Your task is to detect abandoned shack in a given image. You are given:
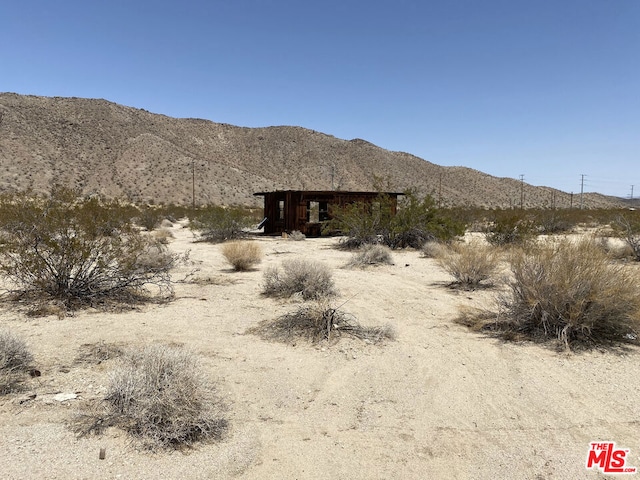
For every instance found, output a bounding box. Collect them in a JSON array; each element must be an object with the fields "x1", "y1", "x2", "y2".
[{"x1": 254, "y1": 190, "x2": 403, "y2": 236}]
